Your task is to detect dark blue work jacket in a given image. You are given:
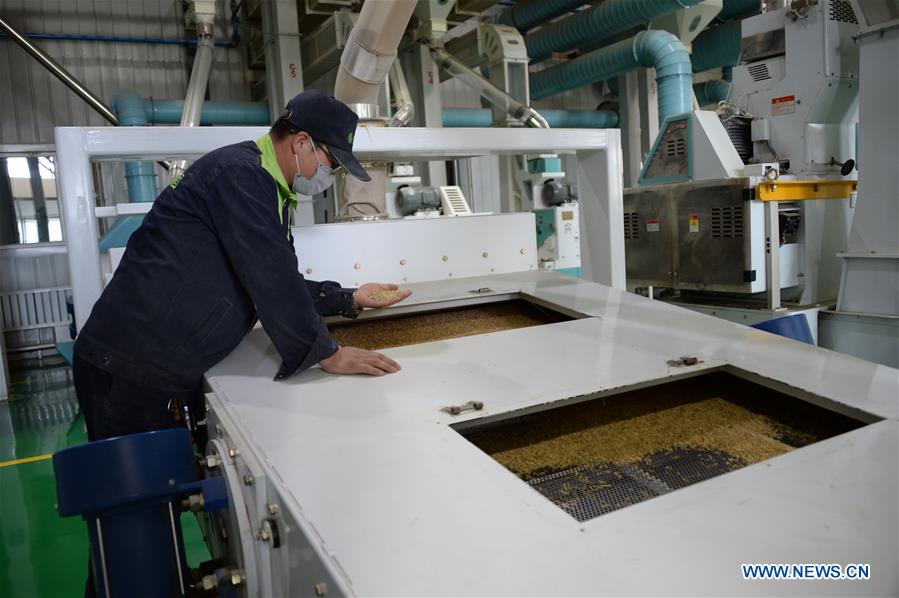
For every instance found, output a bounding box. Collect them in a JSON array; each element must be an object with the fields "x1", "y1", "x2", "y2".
[{"x1": 74, "y1": 138, "x2": 354, "y2": 392}]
